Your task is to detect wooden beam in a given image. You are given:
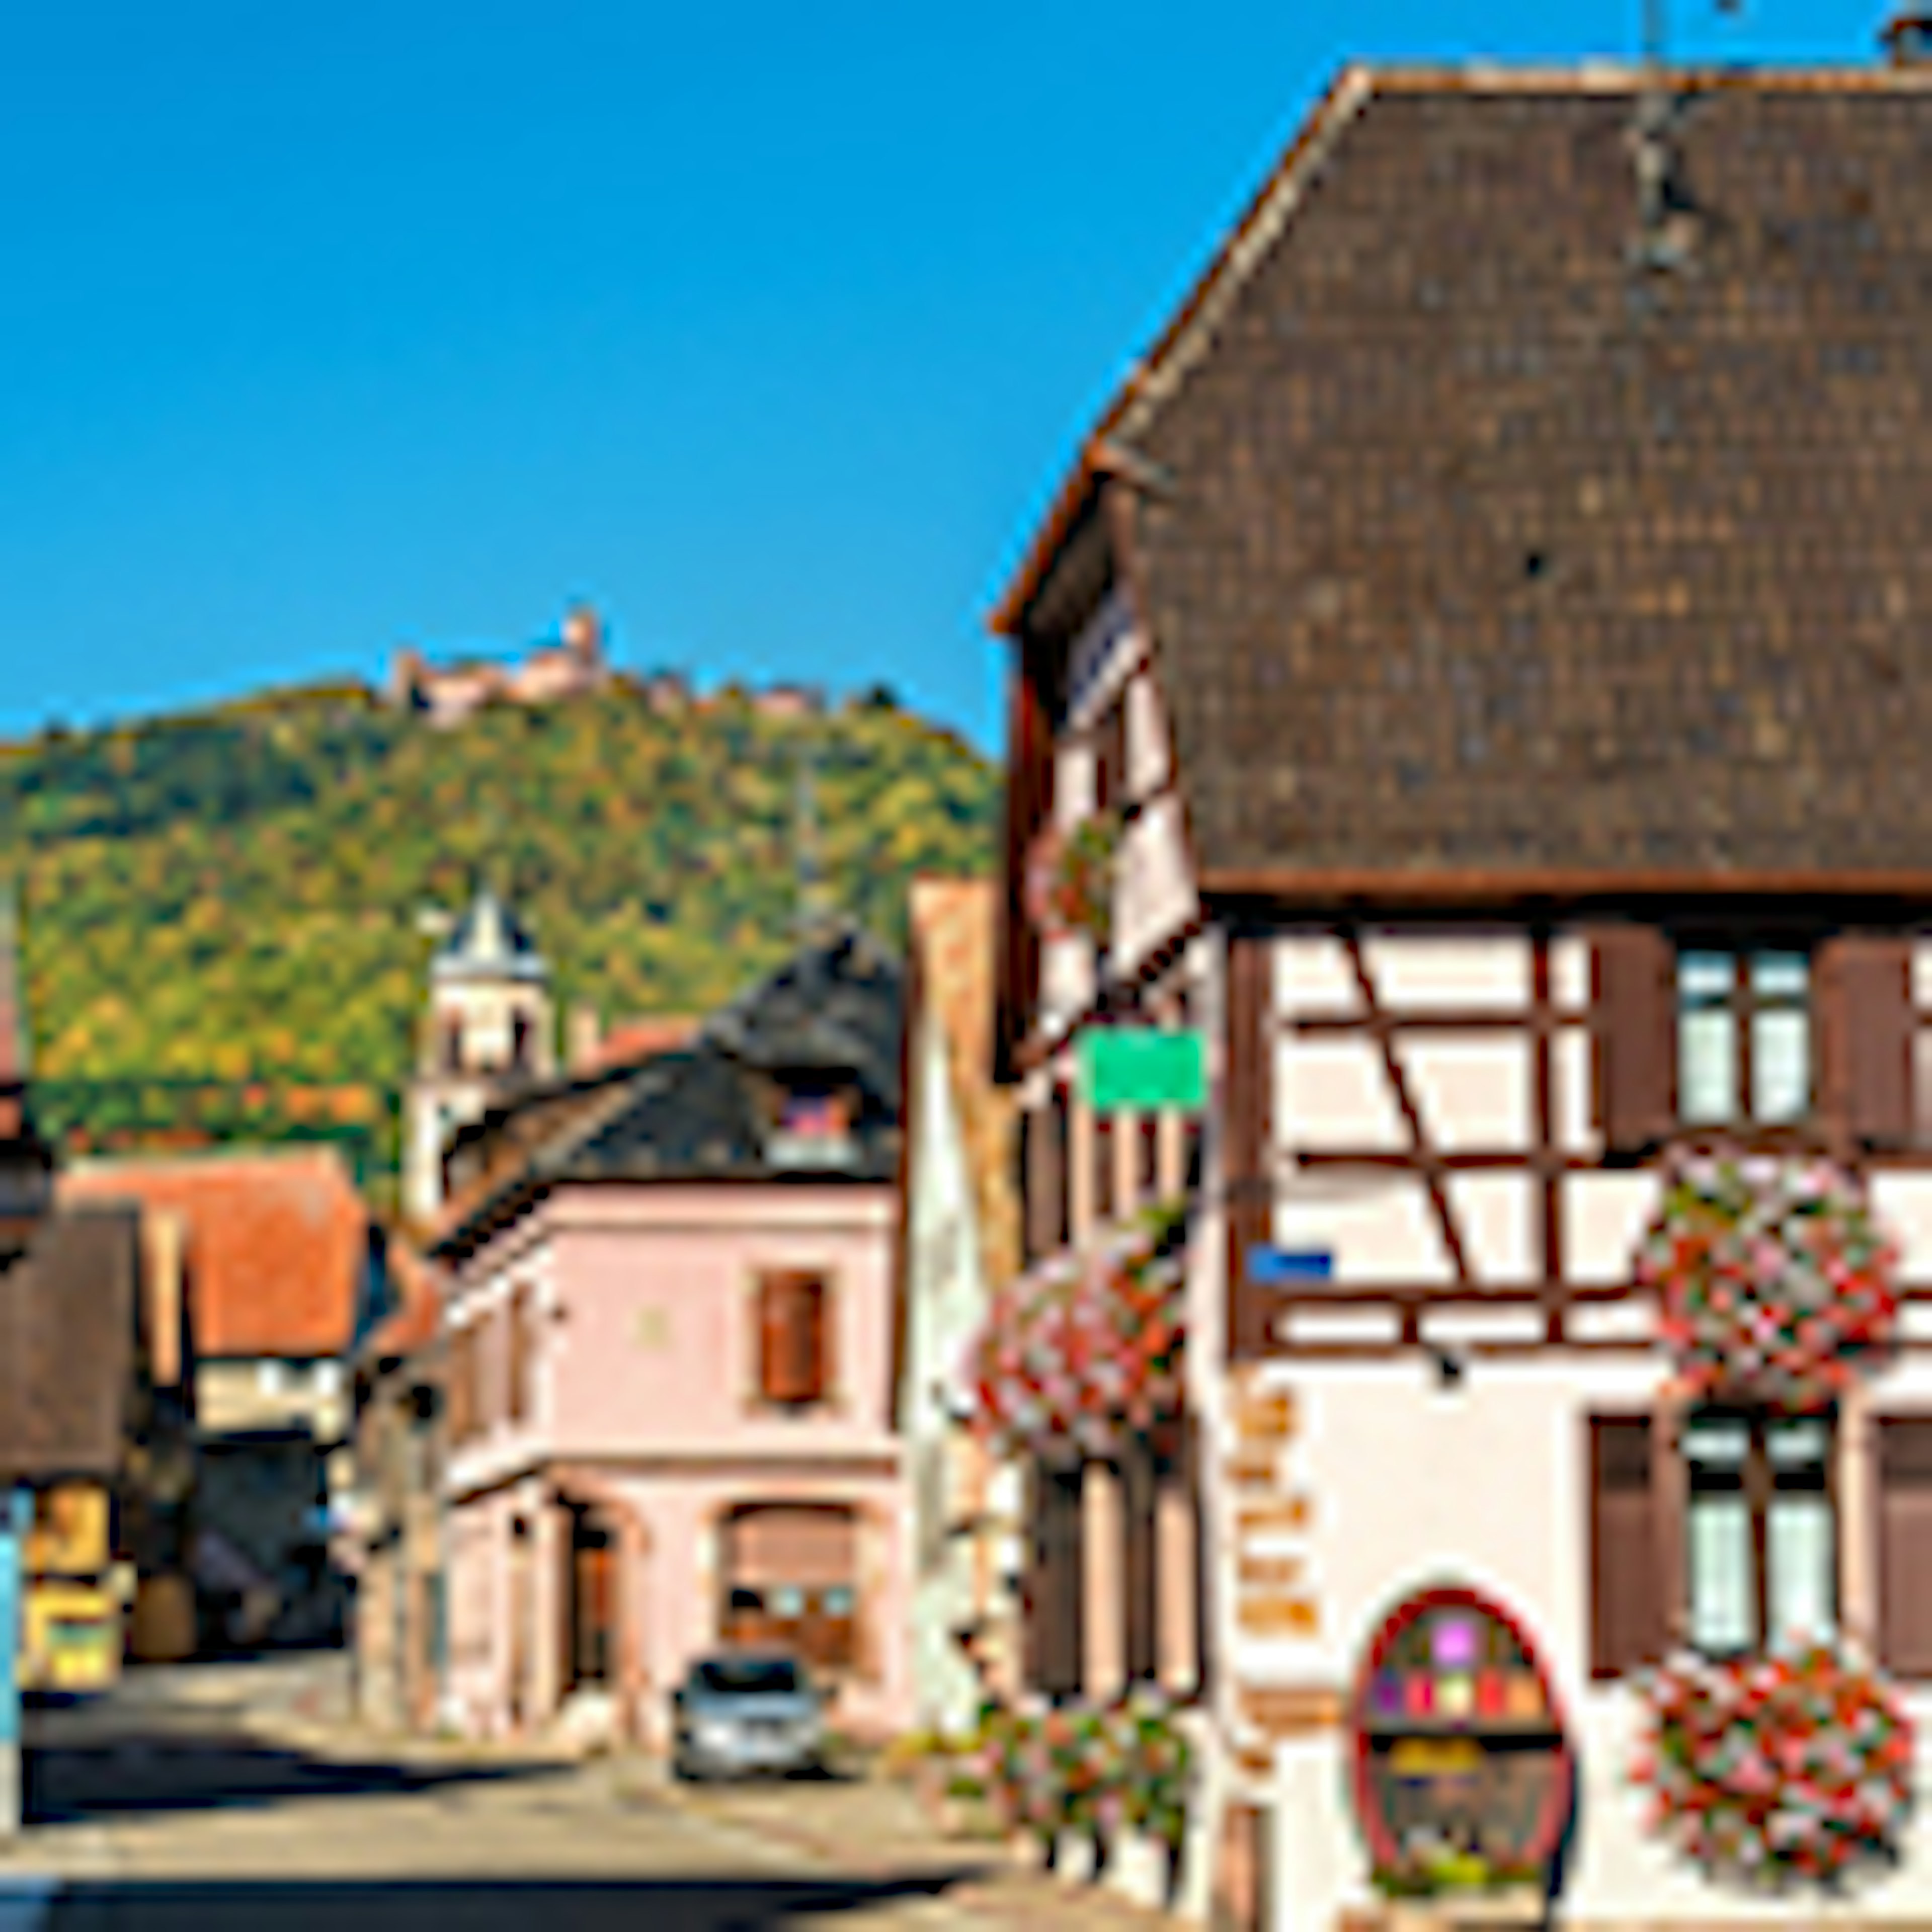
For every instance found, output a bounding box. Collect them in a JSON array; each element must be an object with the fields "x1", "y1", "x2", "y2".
[{"x1": 1343, "y1": 929, "x2": 1474, "y2": 1286}]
